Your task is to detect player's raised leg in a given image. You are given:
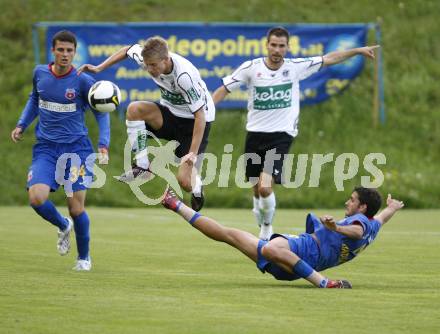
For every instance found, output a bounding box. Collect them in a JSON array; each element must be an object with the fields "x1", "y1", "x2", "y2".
[
  {"x1": 162, "y1": 188, "x2": 259, "y2": 262},
  {"x1": 29, "y1": 183, "x2": 72, "y2": 255},
  {"x1": 118, "y1": 101, "x2": 163, "y2": 182},
  {"x1": 67, "y1": 190, "x2": 91, "y2": 271}
]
